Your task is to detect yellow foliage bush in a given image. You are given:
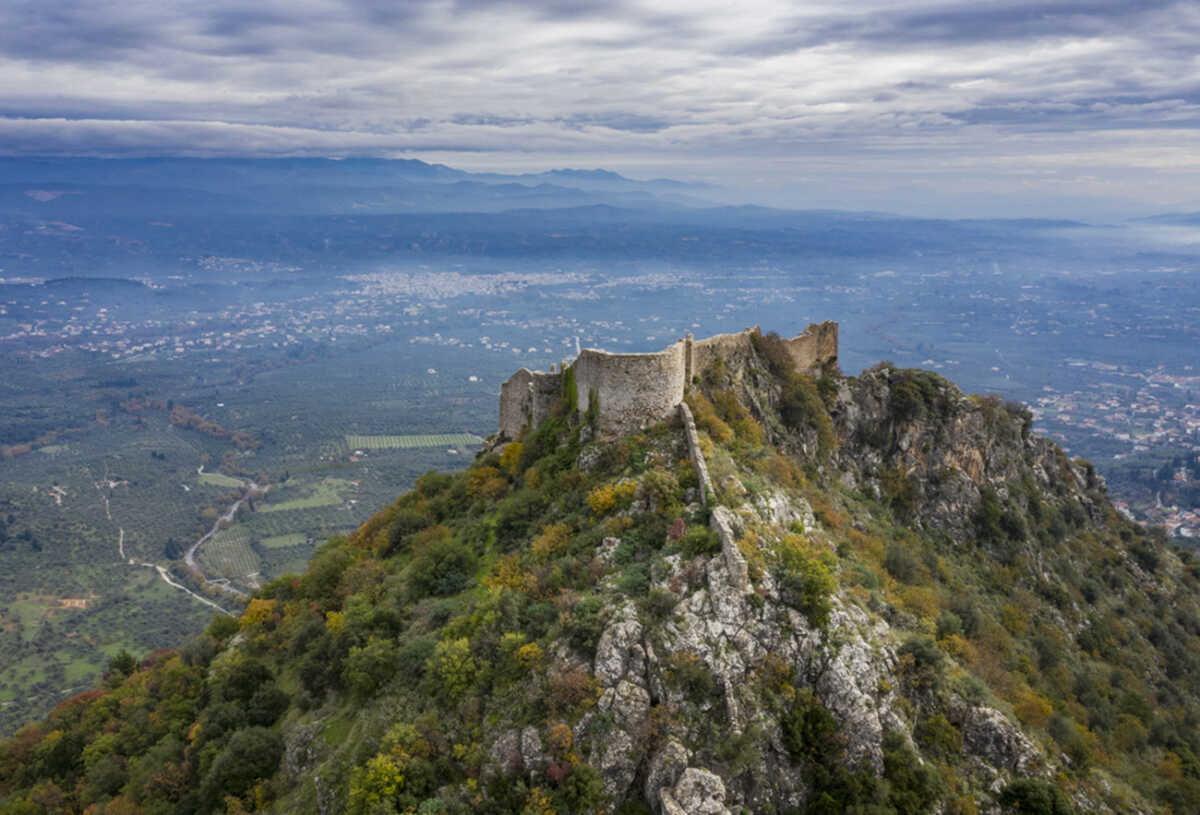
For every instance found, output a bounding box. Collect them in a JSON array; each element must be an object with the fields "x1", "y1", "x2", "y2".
[
  {"x1": 239, "y1": 598, "x2": 278, "y2": 630},
  {"x1": 604, "y1": 515, "x2": 634, "y2": 535},
  {"x1": 939, "y1": 633, "x2": 977, "y2": 664},
  {"x1": 516, "y1": 642, "x2": 544, "y2": 670},
  {"x1": 483, "y1": 553, "x2": 537, "y2": 595},
  {"x1": 760, "y1": 451, "x2": 806, "y2": 490},
  {"x1": 1012, "y1": 687, "x2": 1053, "y2": 729},
  {"x1": 1000, "y1": 603, "x2": 1028, "y2": 636},
  {"x1": 325, "y1": 610, "x2": 345, "y2": 636},
  {"x1": 524, "y1": 787, "x2": 556, "y2": 815},
  {"x1": 897, "y1": 584, "x2": 941, "y2": 622},
  {"x1": 546, "y1": 721, "x2": 574, "y2": 756},
  {"x1": 710, "y1": 389, "x2": 764, "y2": 445},
  {"x1": 846, "y1": 528, "x2": 885, "y2": 564},
  {"x1": 531, "y1": 523, "x2": 571, "y2": 560},
  {"x1": 500, "y1": 442, "x2": 523, "y2": 477},
  {"x1": 687, "y1": 392, "x2": 734, "y2": 445},
  {"x1": 587, "y1": 480, "x2": 637, "y2": 516},
  {"x1": 524, "y1": 466, "x2": 543, "y2": 490},
  {"x1": 467, "y1": 465, "x2": 508, "y2": 499},
  {"x1": 737, "y1": 529, "x2": 766, "y2": 577}
]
